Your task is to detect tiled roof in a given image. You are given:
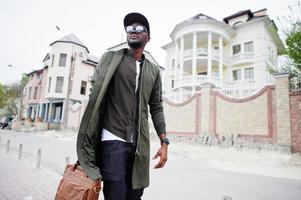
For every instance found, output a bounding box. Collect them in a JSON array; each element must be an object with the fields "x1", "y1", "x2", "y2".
[{"x1": 50, "y1": 33, "x2": 89, "y2": 53}]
